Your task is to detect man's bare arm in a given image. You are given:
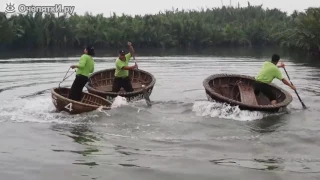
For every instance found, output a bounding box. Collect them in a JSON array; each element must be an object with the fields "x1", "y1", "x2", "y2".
[{"x1": 128, "y1": 42, "x2": 135, "y2": 58}]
